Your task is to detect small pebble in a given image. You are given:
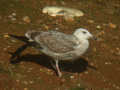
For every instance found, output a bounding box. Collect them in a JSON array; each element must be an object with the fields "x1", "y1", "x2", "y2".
[
  {"x1": 29, "y1": 81, "x2": 34, "y2": 84},
  {"x1": 113, "y1": 84, "x2": 117, "y2": 87},
  {"x1": 11, "y1": 88, "x2": 15, "y2": 90},
  {"x1": 77, "y1": 83, "x2": 81, "y2": 87},
  {"x1": 23, "y1": 16, "x2": 31, "y2": 23},
  {"x1": 3, "y1": 47, "x2": 8, "y2": 51},
  {"x1": 99, "y1": 31, "x2": 105, "y2": 35},
  {"x1": 40, "y1": 68, "x2": 44, "y2": 72},
  {"x1": 87, "y1": 19, "x2": 94, "y2": 23},
  {"x1": 12, "y1": 12, "x2": 16, "y2": 16},
  {"x1": 27, "y1": 68, "x2": 33, "y2": 72},
  {"x1": 46, "y1": 71, "x2": 53, "y2": 75},
  {"x1": 109, "y1": 23, "x2": 117, "y2": 29},
  {"x1": 115, "y1": 48, "x2": 120, "y2": 55},
  {"x1": 3, "y1": 34, "x2": 9, "y2": 38},
  {"x1": 8, "y1": 15, "x2": 13, "y2": 18},
  {"x1": 79, "y1": 73, "x2": 83, "y2": 76},
  {"x1": 43, "y1": 25, "x2": 49, "y2": 30},
  {"x1": 47, "y1": 69, "x2": 54, "y2": 75},
  {"x1": 11, "y1": 17, "x2": 16, "y2": 21},
  {"x1": 105, "y1": 62, "x2": 112, "y2": 65},
  {"x1": 116, "y1": 51, "x2": 120, "y2": 56},
  {"x1": 29, "y1": 68, "x2": 33, "y2": 71},
  {"x1": 116, "y1": 48, "x2": 120, "y2": 51},
  {"x1": 23, "y1": 81, "x2": 28, "y2": 85},
  {"x1": 103, "y1": 79, "x2": 106, "y2": 82},
  {"x1": 96, "y1": 25, "x2": 101, "y2": 29},
  {"x1": 24, "y1": 88, "x2": 28, "y2": 90},
  {"x1": 70, "y1": 75, "x2": 75, "y2": 79},
  {"x1": 61, "y1": 78, "x2": 66, "y2": 82},
  {"x1": 84, "y1": 71, "x2": 88, "y2": 74},
  {"x1": 102, "y1": 23, "x2": 107, "y2": 26},
  {"x1": 10, "y1": 39, "x2": 17, "y2": 43},
  {"x1": 16, "y1": 79, "x2": 20, "y2": 83},
  {"x1": 90, "y1": 62, "x2": 95, "y2": 66},
  {"x1": 55, "y1": 27, "x2": 59, "y2": 31},
  {"x1": 116, "y1": 86, "x2": 120, "y2": 89}
]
